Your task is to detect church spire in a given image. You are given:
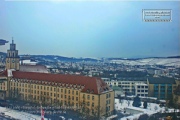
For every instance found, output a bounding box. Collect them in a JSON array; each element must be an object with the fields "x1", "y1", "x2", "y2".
[
  {"x1": 6, "y1": 37, "x2": 20, "y2": 70},
  {"x1": 12, "y1": 37, "x2": 14, "y2": 44}
]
